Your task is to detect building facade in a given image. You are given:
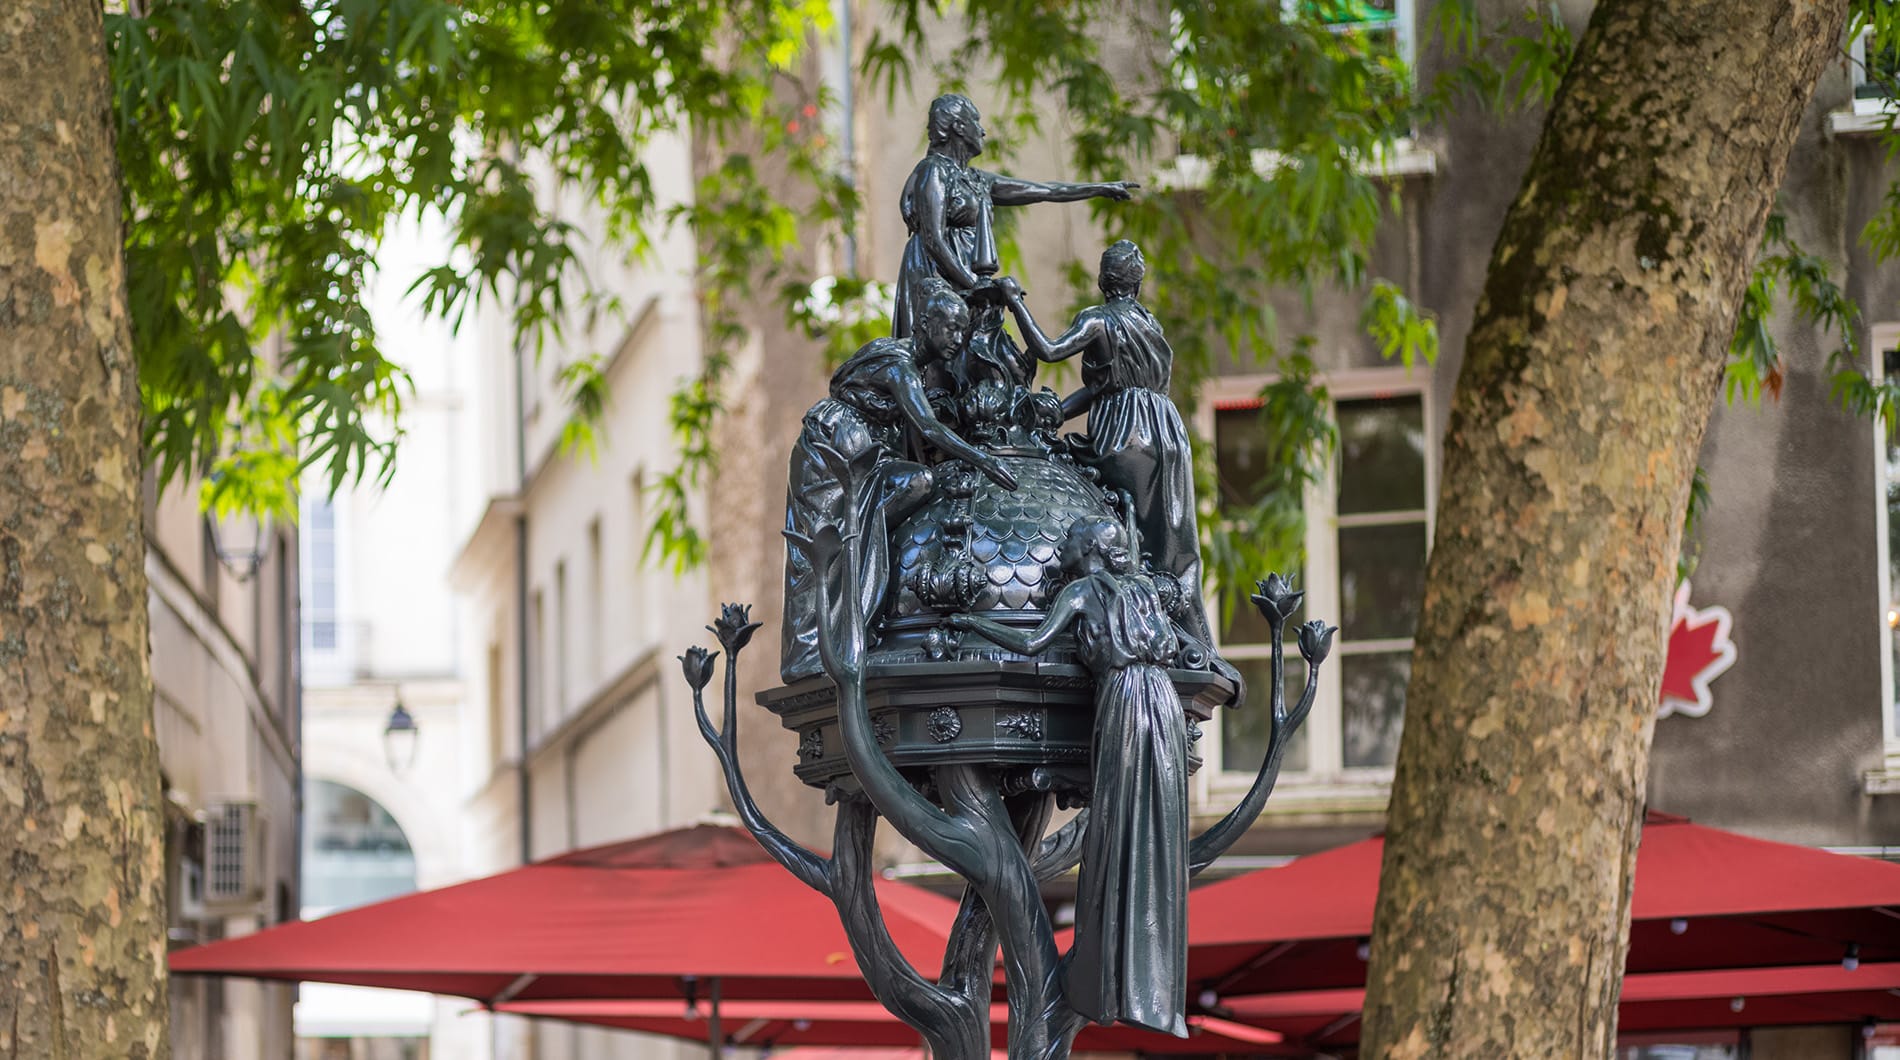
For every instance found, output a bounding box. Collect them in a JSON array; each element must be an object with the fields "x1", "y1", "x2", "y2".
[{"x1": 150, "y1": 479, "x2": 301, "y2": 1057}]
